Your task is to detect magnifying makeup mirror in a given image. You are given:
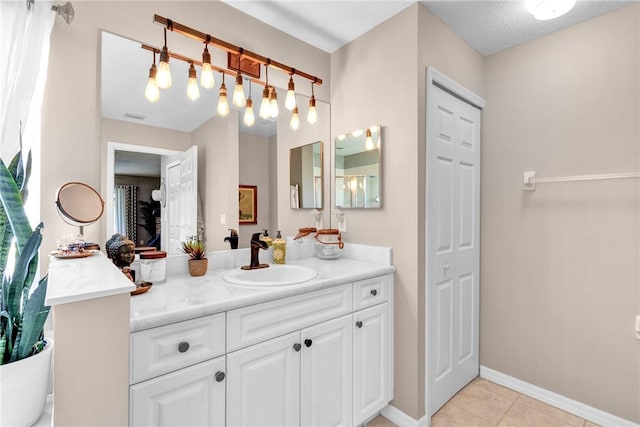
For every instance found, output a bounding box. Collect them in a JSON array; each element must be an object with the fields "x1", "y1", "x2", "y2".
[{"x1": 55, "y1": 182, "x2": 105, "y2": 235}]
